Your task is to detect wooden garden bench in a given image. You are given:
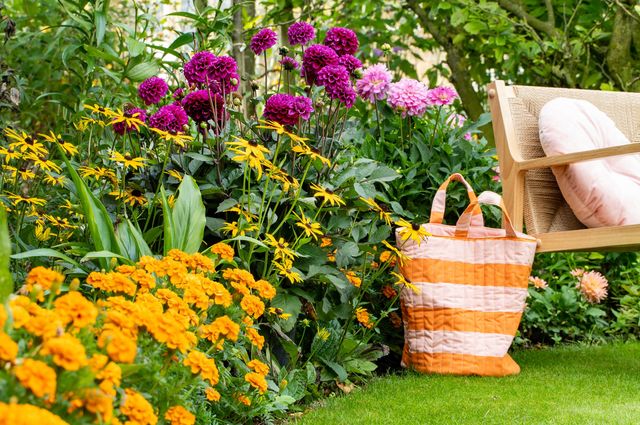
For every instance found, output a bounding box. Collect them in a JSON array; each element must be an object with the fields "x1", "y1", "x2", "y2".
[{"x1": 487, "y1": 80, "x2": 640, "y2": 252}]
